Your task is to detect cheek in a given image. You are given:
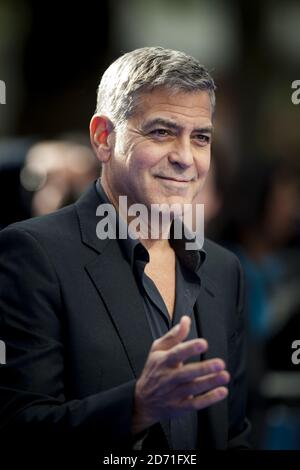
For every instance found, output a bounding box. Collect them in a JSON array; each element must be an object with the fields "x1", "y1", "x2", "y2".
[
  {"x1": 196, "y1": 150, "x2": 211, "y2": 176},
  {"x1": 128, "y1": 142, "x2": 164, "y2": 171}
]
